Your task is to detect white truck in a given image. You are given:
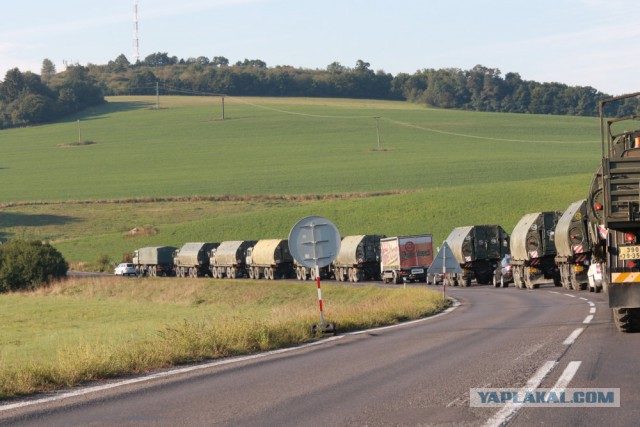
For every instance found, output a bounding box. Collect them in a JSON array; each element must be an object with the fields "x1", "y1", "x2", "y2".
[{"x1": 380, "y1": 234, "x2": 434, "y2": 284}]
